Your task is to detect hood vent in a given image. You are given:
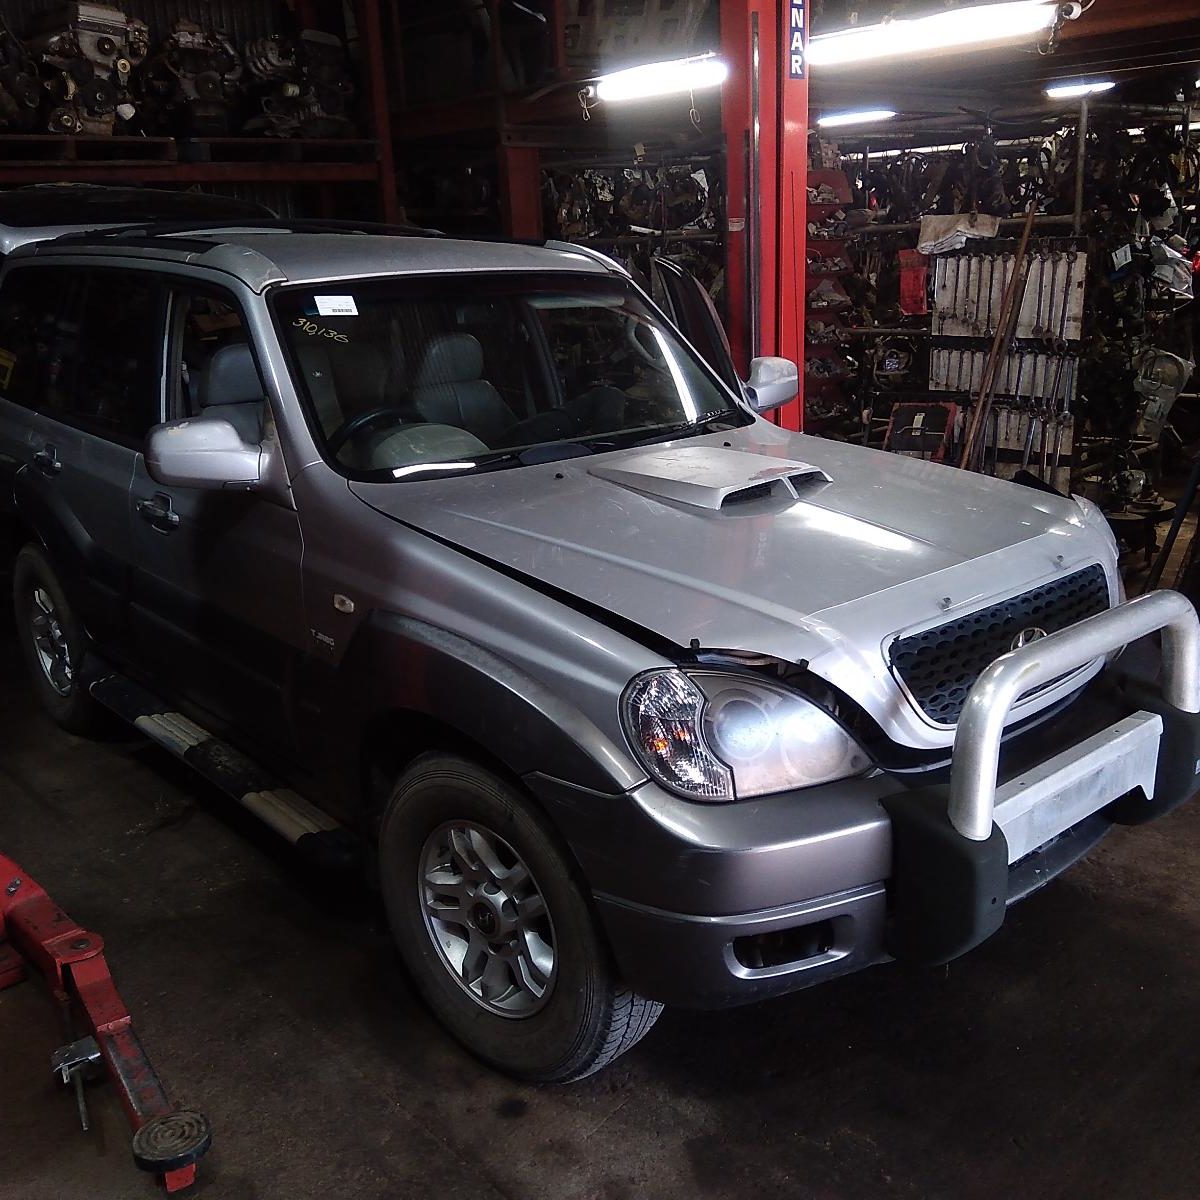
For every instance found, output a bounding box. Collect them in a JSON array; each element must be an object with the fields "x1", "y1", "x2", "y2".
[
  {"x1": 589, "y1": 446, "x2": 831, "y2": 512},
  {"x1": 722, "y1": 481, "x2": 775, "y2": 505}
]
